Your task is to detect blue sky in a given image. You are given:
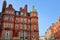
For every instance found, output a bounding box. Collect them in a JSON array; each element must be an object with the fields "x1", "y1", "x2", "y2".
[{"x1": 0, "y1": 0, "x2": 60, "y2": 36}]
